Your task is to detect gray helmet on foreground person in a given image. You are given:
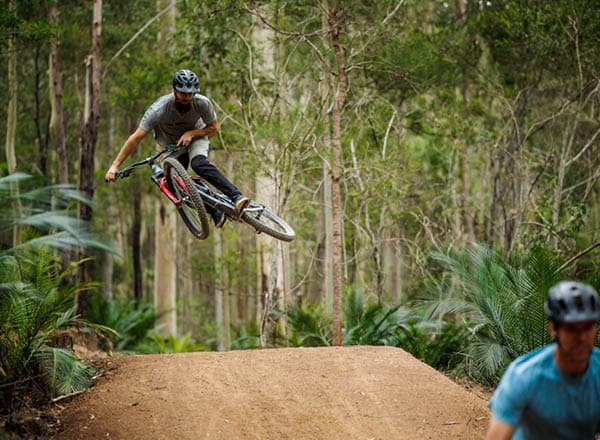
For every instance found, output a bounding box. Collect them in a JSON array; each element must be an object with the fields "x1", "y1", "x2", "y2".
[
  {"x1": 544, "y1": 281, "x2": 600, "y2": 324},
  {"x1": 172, "y1": 69, "x2": 200, "y2": 94}
]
